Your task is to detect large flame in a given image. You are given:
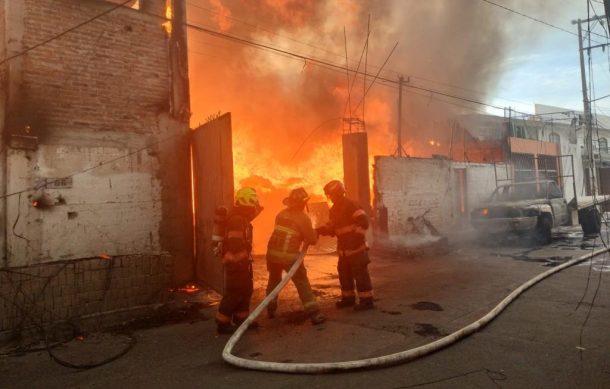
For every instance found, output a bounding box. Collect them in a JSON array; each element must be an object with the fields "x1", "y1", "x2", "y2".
[{"x1": 186, "y1": 0, "x2": 529, "y2": 251}]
